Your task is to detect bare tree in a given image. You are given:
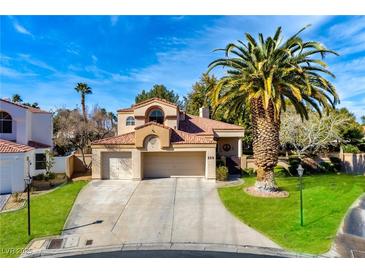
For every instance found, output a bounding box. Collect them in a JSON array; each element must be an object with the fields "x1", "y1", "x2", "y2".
[
  {"x1": 280, "y1": 109, "x2": 351, "y2": 158},
  {"x1": 53, "y1": 107, "x2": 116, "y2": 170}
]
